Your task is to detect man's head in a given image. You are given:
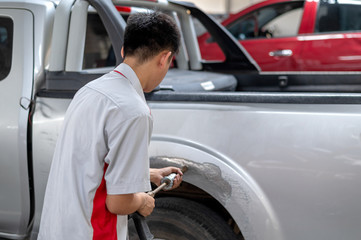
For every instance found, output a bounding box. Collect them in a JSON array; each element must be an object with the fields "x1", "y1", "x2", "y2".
[
  {"x1": 123, "y1": 11, "x2": 181, "y2": 64},
  {"x1": 122, "y1": 11, "x2": 181, "y2": 92}
]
